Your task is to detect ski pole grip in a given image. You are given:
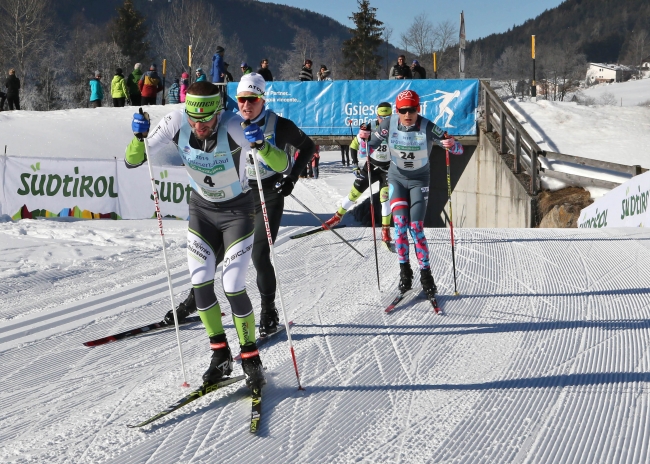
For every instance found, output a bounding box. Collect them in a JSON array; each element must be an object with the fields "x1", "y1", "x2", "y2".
[{"x1": 240, "y1": 119, "x2": 257, "y2": 149}]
